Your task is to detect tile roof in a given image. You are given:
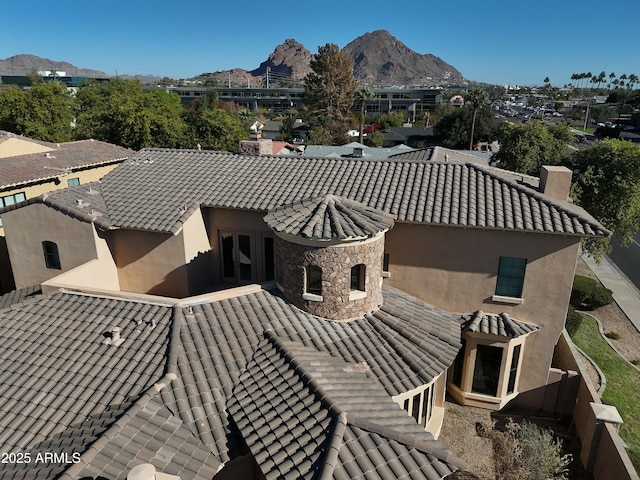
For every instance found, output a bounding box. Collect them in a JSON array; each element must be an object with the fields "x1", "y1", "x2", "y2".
[
  {"x1": 461, "y1": 310, "x2": 540, "y2": 338},
  {"x1": 0, "y1": 284, "x2": 41, "y2": 309},
  {"x1": 0, "y1": 139, "x2": 132, "y2": 189},
  {"x1": 0, "y1": 291, "x2": 173, "y2": 480},
  {"x1": 66, "y1": 387, "x2": 223, "y2": 480},
  {"x1": 264, "y1": 194, "x2": 395, "y2": 241},
  {"x1": 0, "y1": 284, "x2": 461, "y2": 479},
  {"x1": 16, "y1": 148, "x2": 608, "y2": 238},
  {"x1": 228, "y1": 331, "x2": 462, "y2": 480}
]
